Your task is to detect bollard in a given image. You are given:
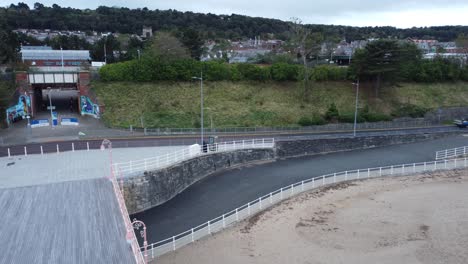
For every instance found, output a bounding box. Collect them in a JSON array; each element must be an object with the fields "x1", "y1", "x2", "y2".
[
  {"x1": 72, "y1": 143, "x2": 75, "y2": 152},
  {"x1": 8, "y1": 148, "x2": 10, "y2": 158},
  {"x1": 24, "y1": 146, "x2": 27, "y2": 156},
  {"x1": 191, "y1": 229, "x2": 194, "y2": 242},
  {"x1": 87, "y1": 142, "x2": 90, "y2": 151},
  {"x1": 40, "y1": 146, "x2": 43, "y2": 155},
  {"x1": 57, "y1": 144, "x2": 59, "y2": 154}
]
